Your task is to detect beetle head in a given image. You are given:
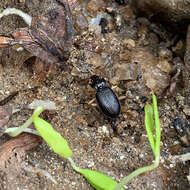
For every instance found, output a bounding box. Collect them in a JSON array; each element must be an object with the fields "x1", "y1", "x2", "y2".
[{"x1": 91, "y1": 75, "x2": 106, "y2": 90}]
